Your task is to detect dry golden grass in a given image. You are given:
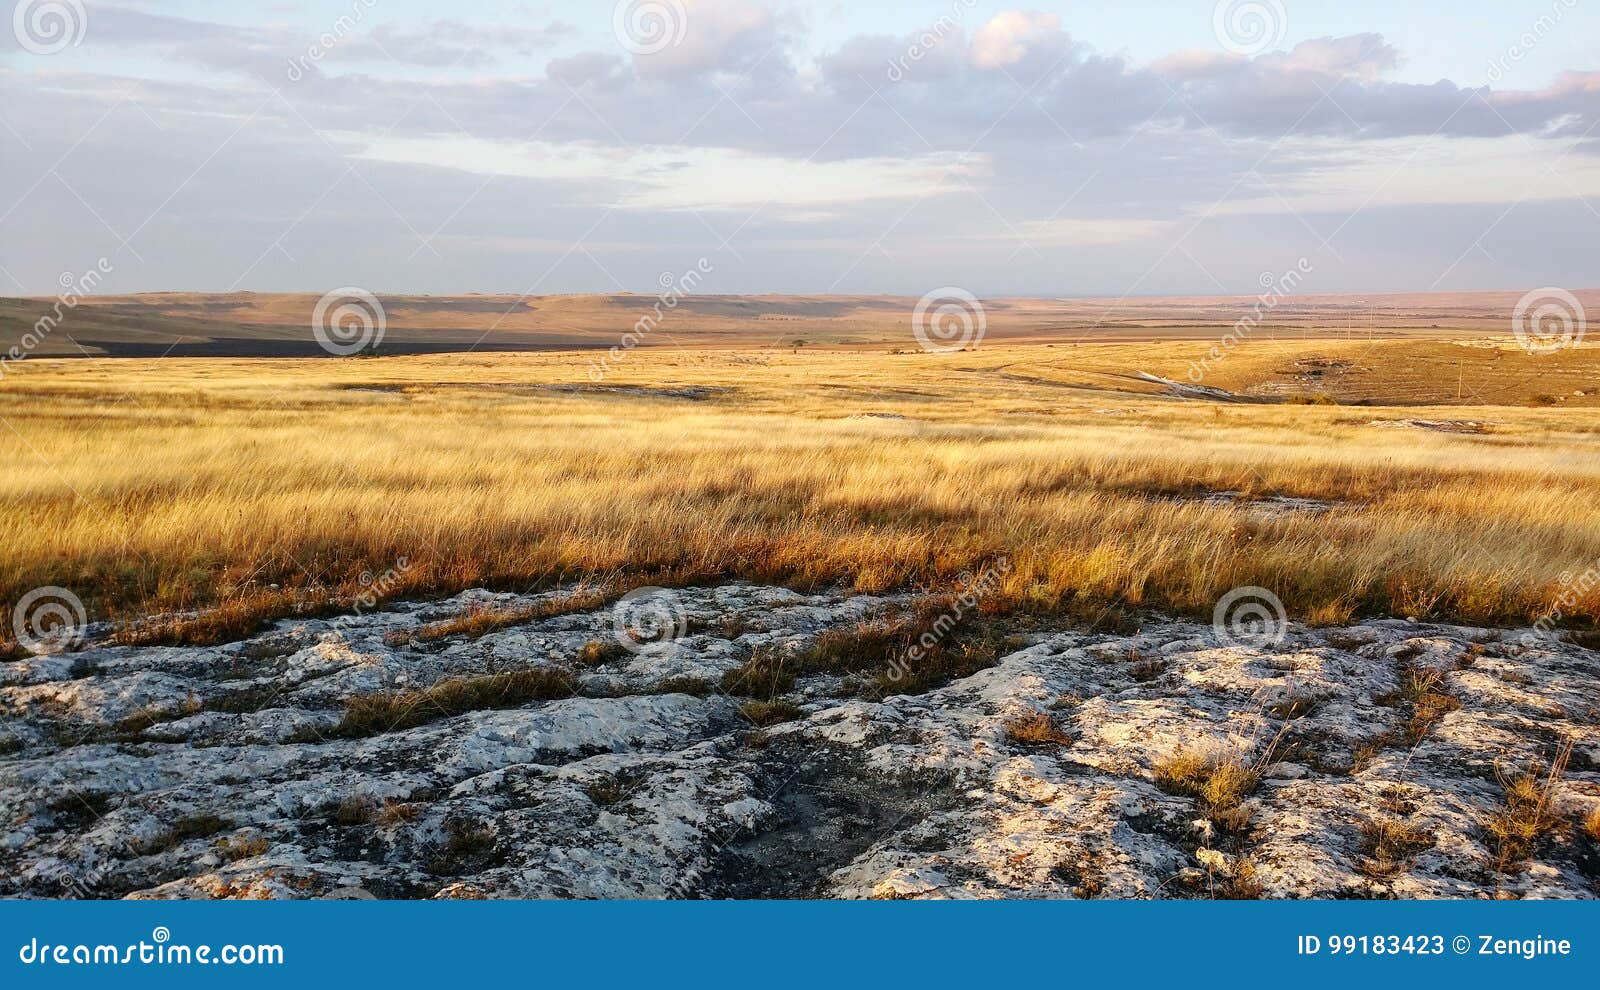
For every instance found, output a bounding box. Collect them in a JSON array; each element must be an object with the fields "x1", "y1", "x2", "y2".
[
  {"x1": 1584, "y1": 807, "x2": 1600, "y2": 843},
  {"x1": 334, "y1": 667, "x2": 578, "y2": 738},
  {"x1": 403, "y1": 585, "x2": 611, "y2": 644},
  {"x1": 1153, "y1": 746, "x2": 1267, "y2": 840},
  {"x1": 1377, "y1": 663, "x2": 1464, "y2": 746},
  {"x1": 1484, "y1": 740, "x2": 1573, "y2": 873},
  {"x1": 1001, "y1": 711, "x2": 1074, "y2": 746},
  {"x1": 737, "y1": 699, "x2": 804, "y2": 727},
  {"x1": 1357, "y1": 818, "x2": 1437, "y2": 878},
  {"x1": 2, "y1": 339, "x2": 1600, "y2": 637}
]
